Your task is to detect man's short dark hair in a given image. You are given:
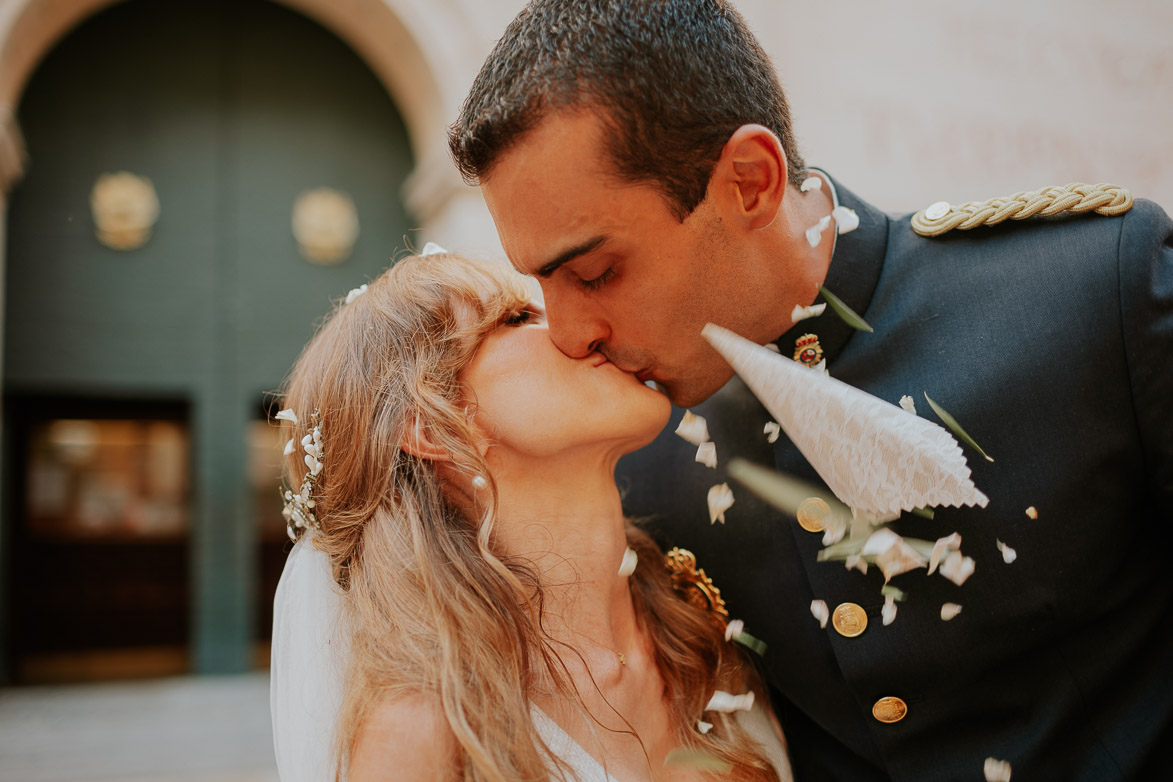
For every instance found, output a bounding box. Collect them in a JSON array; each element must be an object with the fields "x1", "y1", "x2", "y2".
[{"x1": 448, "y1": 0, "x2": 806, "y2": 221}]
